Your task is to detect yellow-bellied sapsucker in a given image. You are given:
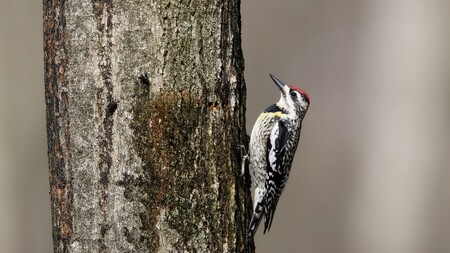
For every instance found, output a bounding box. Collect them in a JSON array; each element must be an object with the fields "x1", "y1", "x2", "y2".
[{"x1": 248, "y1": 74, "x2": 310, "y2": 238}]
